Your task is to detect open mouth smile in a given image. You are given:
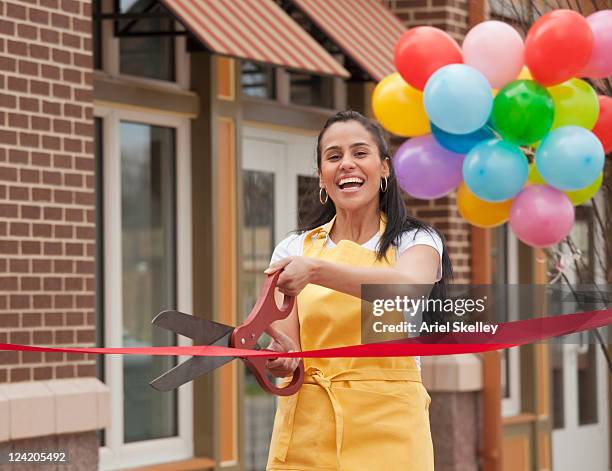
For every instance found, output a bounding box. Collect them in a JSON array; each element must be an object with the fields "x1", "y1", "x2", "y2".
[{"x1": 337, "y1": 176, "x2": 365, "y2": 192}]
